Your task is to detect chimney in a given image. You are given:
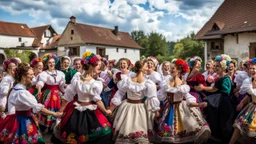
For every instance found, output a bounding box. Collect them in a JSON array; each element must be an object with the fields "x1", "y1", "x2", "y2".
[
  {"x1": 70, "y1": 16, "x2": 76, "y2": 24},
  {"x1": 114, "y1": 26, "x2": 118, "y2": 36}
]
